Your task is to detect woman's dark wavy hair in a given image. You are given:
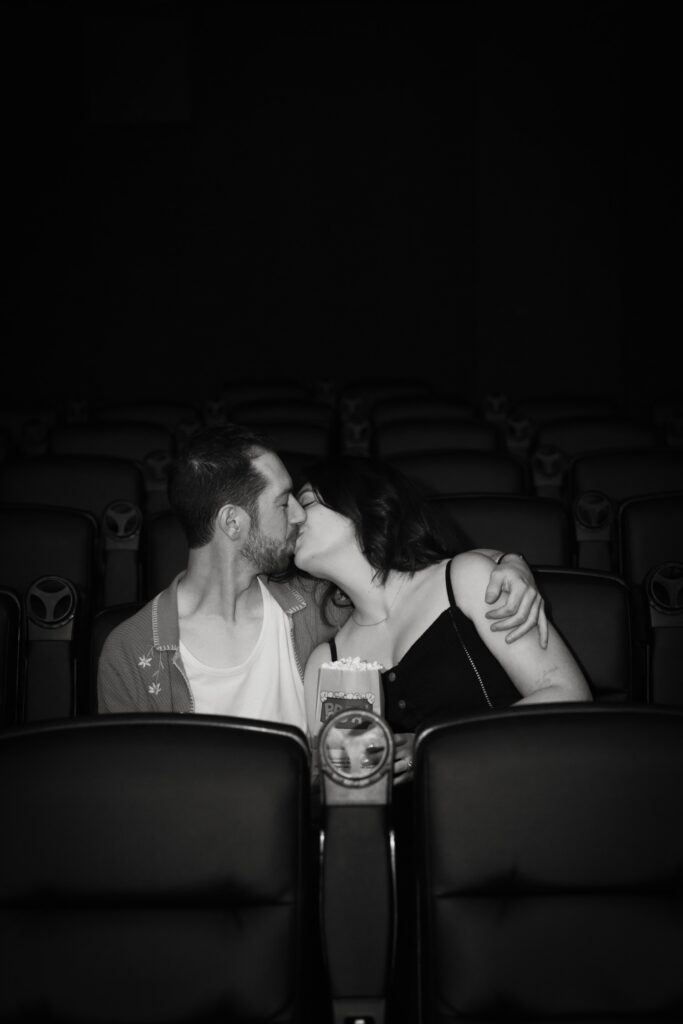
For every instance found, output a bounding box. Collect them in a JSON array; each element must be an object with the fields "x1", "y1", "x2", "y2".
[{"x1": 295, "y1": 455, "x2": 454, "y2": 622}]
